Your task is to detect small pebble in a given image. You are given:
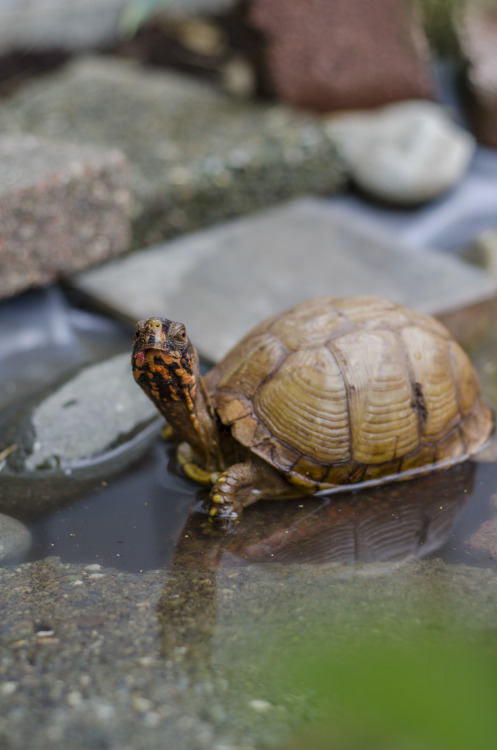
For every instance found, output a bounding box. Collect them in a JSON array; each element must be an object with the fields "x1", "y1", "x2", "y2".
[
  {"x1": 133, "y1": 696, "x2": 153, "y2": 713},
  {"x1": 248, "y1": 699, "x2": 272, "y2": 712},
  {"x1": 67, "y1": 691, "x2": 82, "y2": 707},
  {"x1": 1, "y1": 682, "x2": 17, "y2": 696},
  {"x1": 0, "y1": 513, "x2": 32, "y2": 562}
]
